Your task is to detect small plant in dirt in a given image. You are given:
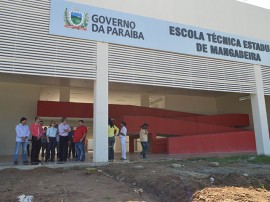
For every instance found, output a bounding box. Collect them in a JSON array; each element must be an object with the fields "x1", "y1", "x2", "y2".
[
  {"x1": 248, "y1": 155, "x2": 270, "y2": 164},
  {"x1": 187, "y1": 155, "x2": 270, "y2": 165},
  {"x1": 260, "y1": 183, "x2": 266, "y2": 190},
  {"x1": 102, "y1": 196, "x2": 112, "y2": 200}
]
